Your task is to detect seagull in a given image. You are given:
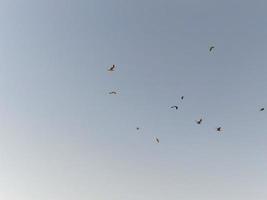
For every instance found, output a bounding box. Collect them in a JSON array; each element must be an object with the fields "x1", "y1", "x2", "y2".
[
  {"x1": 260, "y1": 107, "x2": 265, "y2": 111},
  {"x1": 181, "y1": 96, "x2": 184, "y2": 100},
  {"x1": 109, "y1": 91, "x2": 117, "y2": 95},
  {"x1": 155, "y1": 137, "x2": 160, "y2": 143},
  {"x1": 196, "y1": 118, "x2": 203, "y2": 124},
  {"x1": 171, "y1": 106, "x2": 178, "y2": 110},
  {"x1": 209, "y1": 46, "x2": 215, "y2": 52},
  {"x1": 108, "y1": 64, "x2": 116, "y2": 72},
  {"x1": 216, "y1": 127, "x2": 222, "y2": 132}
]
